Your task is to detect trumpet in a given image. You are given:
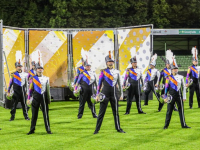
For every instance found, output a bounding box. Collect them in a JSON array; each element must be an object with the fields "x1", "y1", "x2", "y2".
[
  {"x1": 91, "y1": 94, "x2": 97, "y2": 103},
  {"x1": 141, "y1": 82, "x2": 148, "y2": 92},
  {"x1": 123, "y1": 83, "x2": 131, "y2": 92},
  {"x1": 73, "y1": 86, "x2": 81, "y2": 97},
  {"x1": 68, "y1": 81, "x2": 75, "y2": 92},
  {"x1": 6, "y1": 87, "x2": 14, "y2": 100},
  {"x1": 155, "y1": 84, "x2": 165, "y2": 92},
  {"x1": 93, "y1": 93, "x2": 106, "y2": 103},
  {"x1": 161, "y1": 94, "x2": 172, "y2": 103},
  {"x1": 186, "y1": 79, "x2": 193, "y2": 92}
]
